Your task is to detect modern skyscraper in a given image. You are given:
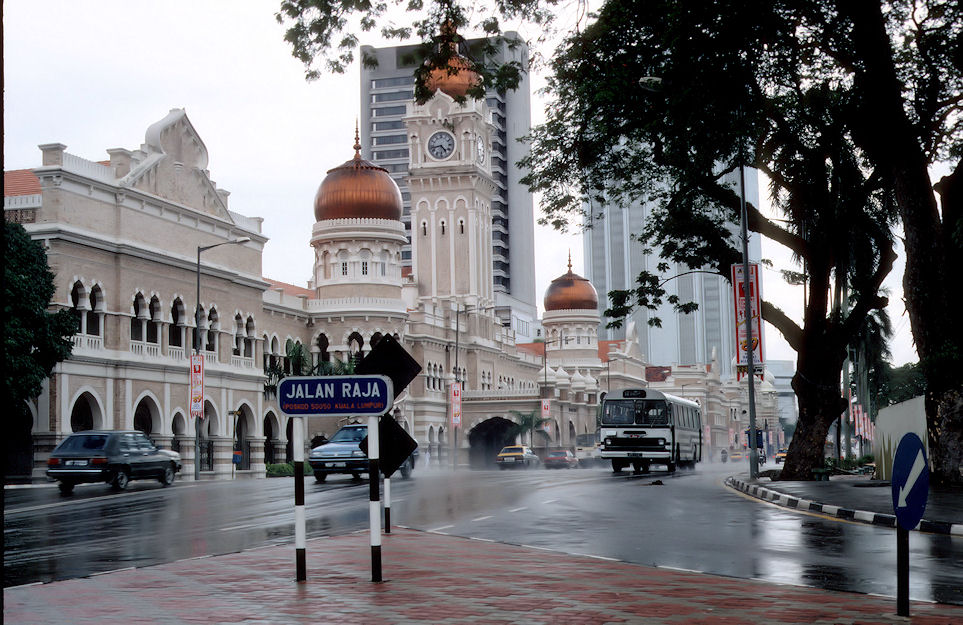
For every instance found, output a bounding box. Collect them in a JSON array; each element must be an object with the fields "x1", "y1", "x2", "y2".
[
  {"x1": 359, "y1": 34, "x2": 537, "y2": 341},
  {"x1": 583, "y1": 172, "x2": 763, "y2": 380}
]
